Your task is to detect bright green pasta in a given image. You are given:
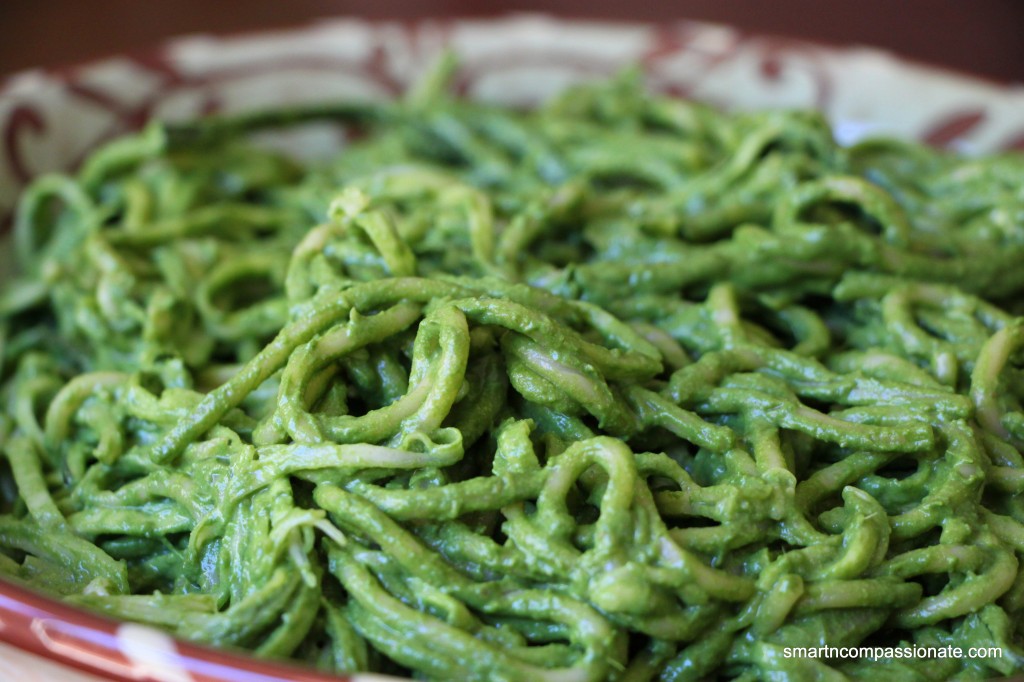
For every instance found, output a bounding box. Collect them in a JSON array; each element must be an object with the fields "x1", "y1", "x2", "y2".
[{"x1": 3, "y1": 66, "x2": 1024, "y2": 680}]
